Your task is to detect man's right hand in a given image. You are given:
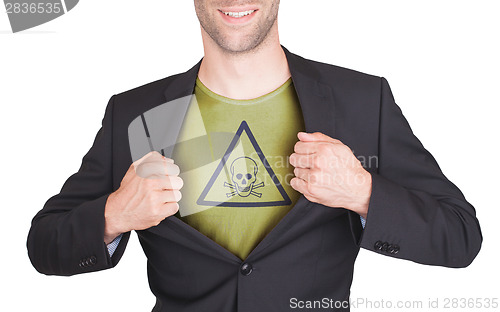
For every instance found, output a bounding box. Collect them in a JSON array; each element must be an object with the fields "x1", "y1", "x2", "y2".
[{"x1": 103, "y1": 151, "x2": 183, "y2": 244}]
